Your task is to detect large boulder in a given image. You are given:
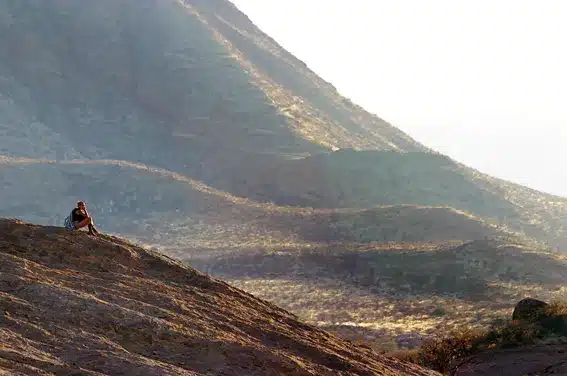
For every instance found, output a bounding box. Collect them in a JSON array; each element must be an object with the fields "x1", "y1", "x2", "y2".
[{"x1": 512, "y1": 298, "x2": 549, "y2": 322}]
